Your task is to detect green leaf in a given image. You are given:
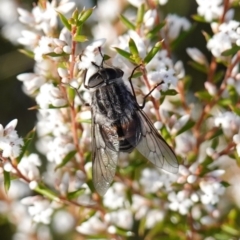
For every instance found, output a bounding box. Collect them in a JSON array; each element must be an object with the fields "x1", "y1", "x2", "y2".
[
  {"x1": 17, "y1": 128, "x2": 36, "y2": 163},
  {"x1": 188, "y1": 61, "x2": 208, "y2": 73},
  {"x1": 18, "y1": 49, "x2": 34, "y2": 59},
  {"x1": 231, "y1": 106, "x2": 240, "y2": 116},
  {"x1": 208, "y1": 128, "x2": 223, "y2": 140},
  {"x1": 55, "y1": 150, "x2": 77, "y2": 170},
  {"x1": 73, "y1": 35, "x2": 88, "y2": 42},
  {"x1": 128, "y1": 38, "x2": 139, "y2": 56},
  {"x1": 78, "y1": 8, "x2": 94, "y2": 23},
  {"x1": 132, "y1": 71, "x2": 143, "y2": 78},
  {"x1": 227, "y1": 85, "x2": 238, "y2": 104},
  {"x1": 222, "y1": 45, "x2": 240, "y2": 56},
  {"x1": 191, "y1": 14, "x2": 207, "y2": 23},
  {"x1": 161, "y1": 89, "x2": 178, "y2": 96},
  {"x1": 213, "y1": 70, "x2": 224, "y2": 83},
  {"x1": 138, "y1": 217, "x2": 147, "y2": 236},
  {"x1": 67, "y1": 188, "x2": 86, "y2": 200},
  {"x1": 136, "y1": 3, "x2": 145, "y2": 25},
  {"x1": 114, "y1": 47, "x2": 132, "y2": 60},
  {"x1": 218, "y1": 98, "x2": 232, "y2": 107},
  {"x1": 57, "y1": 11, "x2": 71, "y2": 31},
  {"x1": 195, "y1": 90, "x2": 213, "y2": 101},
  {"x1": 44, "y1": 52, "x2": 68, "y2": 57},
  {"x1": 4, "y1": 170, "x2": 11, "y2": 192},
  {"x1": 144, "y1": 41, "x2": 162, "y2": 64},
  {"x1": 176, "y1": 119, "x2": 195, "y2": 136},
  {"x1": 222, "y1": 224, "x2": 240, "y2": 236},
  {"x1": 147, "y1": 22, "x2": 166, "y2": 39},
  {"x1": 221, "y1": 181, "x2": 231, "y2": 188},
  {"x1": 103, "y1": 54, "x2": 111, "y2": 61},
  {"x1": 35, "y1": 184, "x2": 60, "y2": 201},
  {"x1": 119, "y1": 14, "x2": 135, "y2": 30}
]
